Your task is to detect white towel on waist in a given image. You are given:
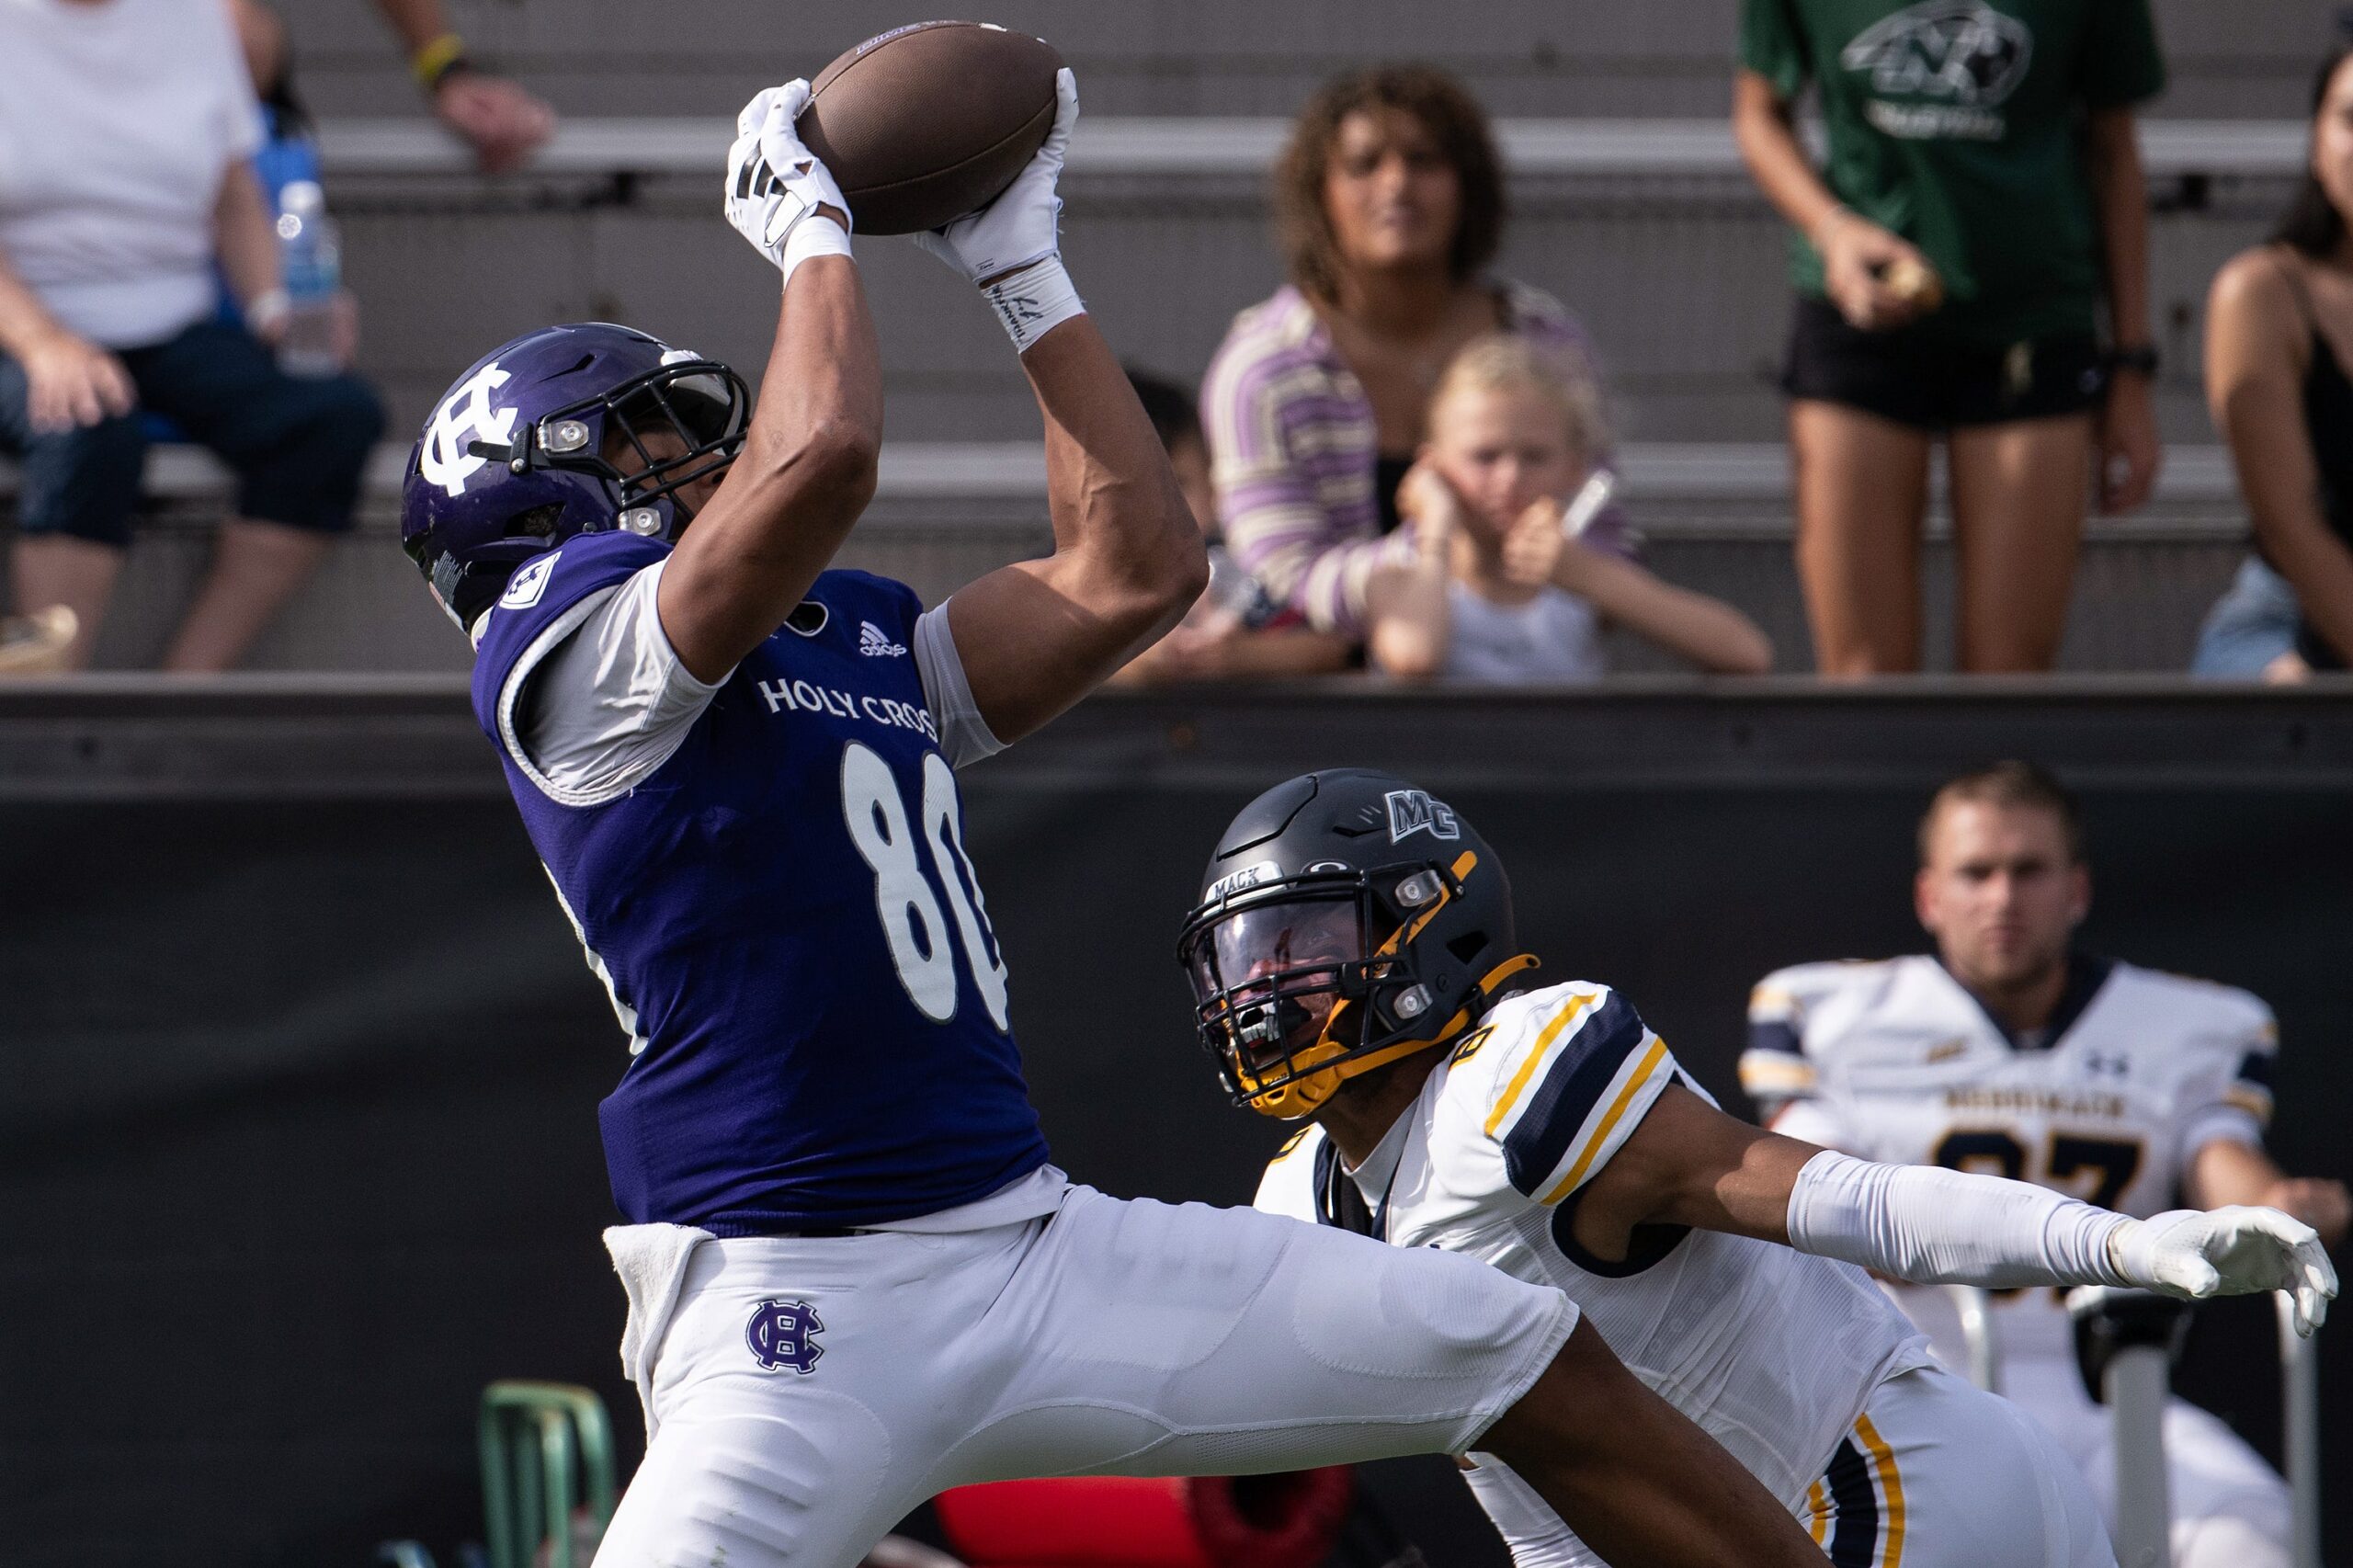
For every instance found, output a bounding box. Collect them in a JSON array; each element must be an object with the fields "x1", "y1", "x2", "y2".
[{"x1": 603, "y1": 1221, "x2": 713, "y2": 1442}]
